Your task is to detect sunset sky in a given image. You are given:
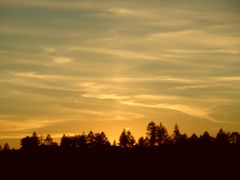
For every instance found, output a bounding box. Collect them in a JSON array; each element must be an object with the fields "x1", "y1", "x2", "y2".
[{"x1": 0, "y1": 0, "x2": 240, "y2": 148}]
